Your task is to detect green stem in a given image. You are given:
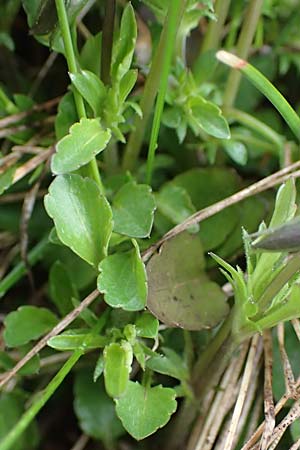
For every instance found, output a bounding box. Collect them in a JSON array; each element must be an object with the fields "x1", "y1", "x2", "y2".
[
  {"x1": 223, "y1": 0, "x2": 264, "y2": 108},
  {"x1": 0, "y1": 350, "x2": 83, "y2": 450},
  {"x1": 0, "y1": 236, "x2": 49, "y2": 299},
  {"x1": 55, "y1": 0, "x2": 103, "y2": 191},
  {"x1": 218, "y1": 51, "x2": 300, "y2": 141},
  {"x1": 201, "y1": 0, "x2": 231, "y2": 53},
  {"x1": 146, "y1": 0, "x2": 183, "y2": 184},
  {"x1": 101, "y1": 0, "x2": 116, "y2": 85},
  {"x1": 225, "y1": 107, "x2": 284, "y2": 149},
  {"x1": 122, "y1": 2, "x2": 185, "y2": 171},
  {"x1": 254, "y1": 252, "x2": 300, "y2": 317},
  {"x1": 192, "y1": 309, "x2": 234, "y2": 383}
]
